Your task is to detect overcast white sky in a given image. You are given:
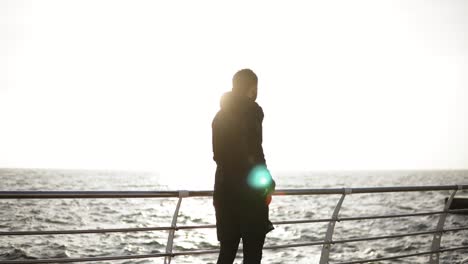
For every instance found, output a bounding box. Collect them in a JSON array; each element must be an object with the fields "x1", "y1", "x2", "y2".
[{"x1": 1, "y1": 1, "x2": 467, "y2": 177}]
